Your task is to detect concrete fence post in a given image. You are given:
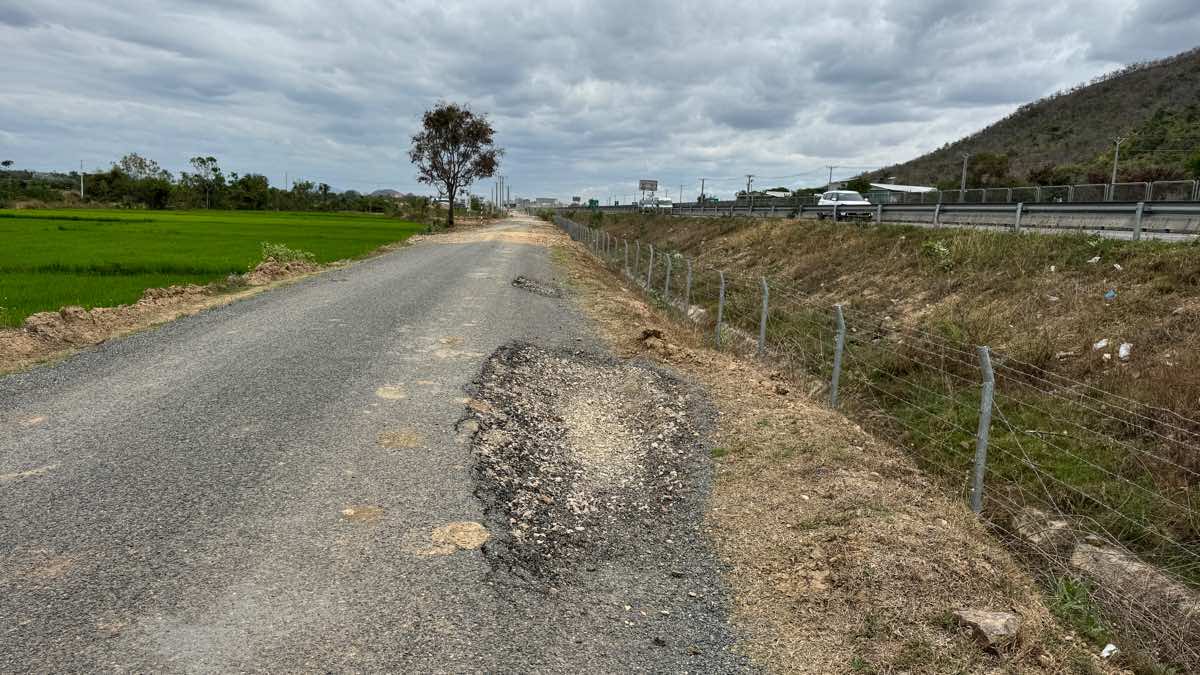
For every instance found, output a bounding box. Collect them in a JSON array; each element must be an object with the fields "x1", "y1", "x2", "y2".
[
  {"x1": 685, "y1": 259, "x2": 693, "y2": 311},
  {"x1": 971, "y1": 346, "x2": 995, "y2": 514},
  {"x1": 623, "y1": 240, "x2": 629, "y2": 276},
  {"x1": 646, "y1": 245, "x2": 654, "y2": 288},
  {"x1": 1014, "y1": 202, "x2": 1024, "y2": 232},
  {"x1": 634, "y1": 241, "x2": 640, "y2": 278},
  {"x1": 875, "y1": 203, "x2": 882, "y2": 225},
  {"x1": 1133, "y1": 201, "x2": 1145, "y2": 241},
  {"x1": 933, "y1": 203, "x2": 941, "y2": 227},
  {"x1": 716, "y1": 271, "x2": 726, "y2": 345},
  {"x1": 831, "y1": 304, "x2": 846, "y2": 407},
  {"x1": 833, "y1": 203, "x2": 840, "y2": 223},
  {"x1": 757, "y1": 277, "x2": 769, "y2": 356},
  {"x1": 664, "y1": 254, "x2": 673, "y2": 299}
]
